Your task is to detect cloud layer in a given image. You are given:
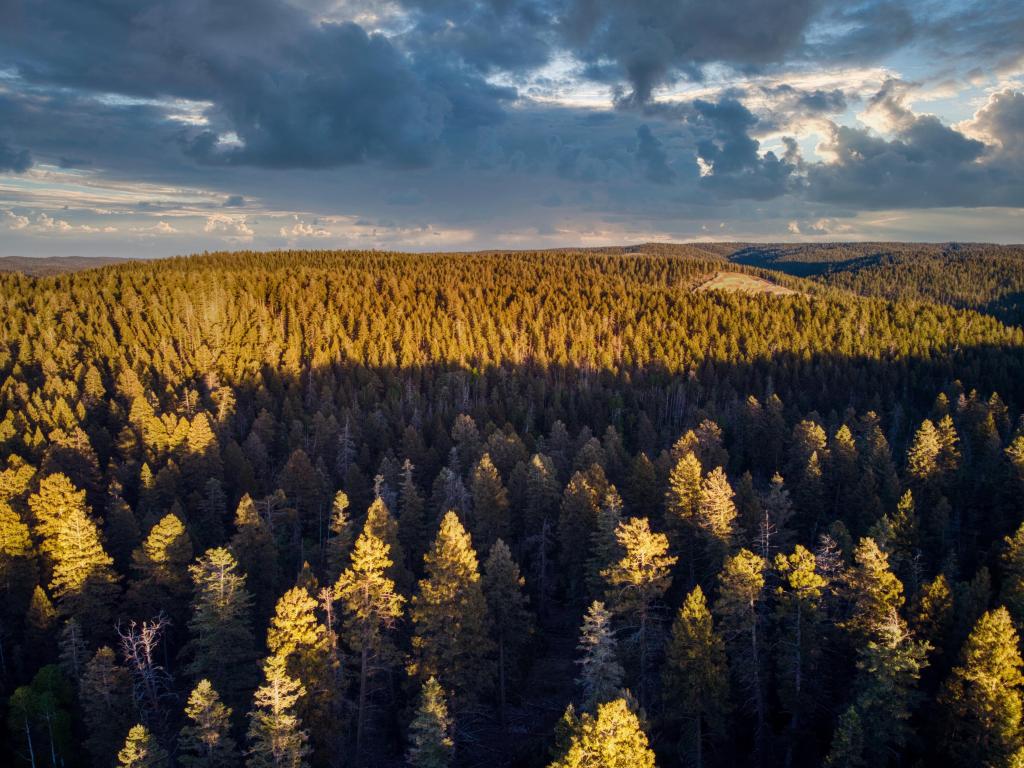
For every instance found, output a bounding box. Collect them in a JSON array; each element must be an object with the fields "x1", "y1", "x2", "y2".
[{"x1": 0, "y1": 0, "x2": 1022, "y2": 254}]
